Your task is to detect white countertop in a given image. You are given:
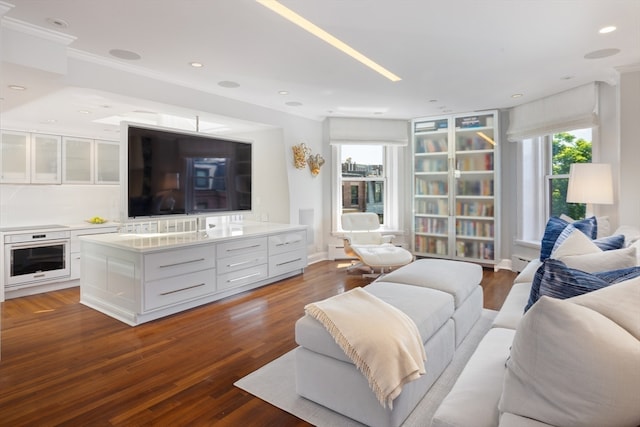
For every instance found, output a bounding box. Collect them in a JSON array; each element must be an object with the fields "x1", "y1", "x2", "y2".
[
  {"x1": 79, "y1": 221, "x2": 306, "y2": 252},
  {"x1": 0, "y1": 222, "x2": 118, "y2": 235}
]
